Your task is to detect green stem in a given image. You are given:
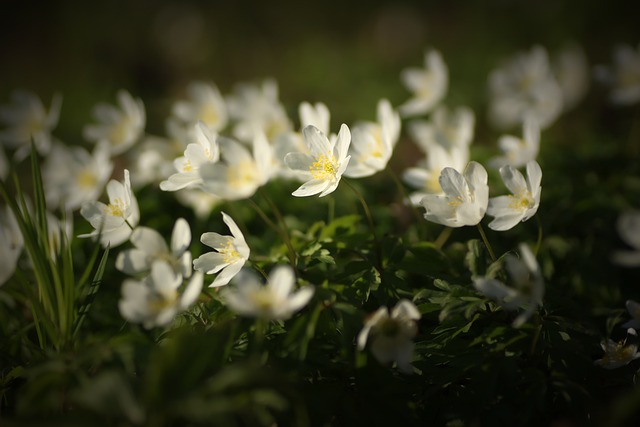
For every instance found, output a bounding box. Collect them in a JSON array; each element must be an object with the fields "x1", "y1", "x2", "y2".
[
  {"x1": 534, "y1": 215, "x2": 543, "y2": 256},
  {"x1": 247, "y1": 197, "x2": 297, "y2": 269},
  {"x1": 434, "y1": 227, "x2": 453, "y2": 249},
  {"x1": 252, "y1": 317, "x2": 268, "y2": 362},
  {"x1": 259, "y1": 190, "x2": 298, "y2": 267},
  {"x1": 343, "y1": 179, "x2": 383, "y2": 271},
  {"x1": 476, "y1": 223, "x2": 497, "y2": 262}
]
